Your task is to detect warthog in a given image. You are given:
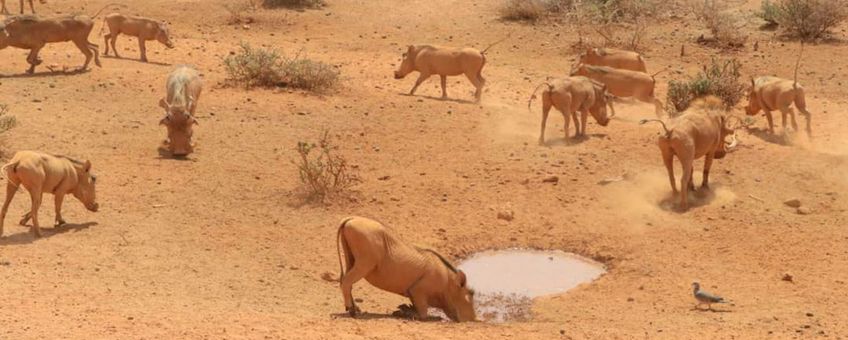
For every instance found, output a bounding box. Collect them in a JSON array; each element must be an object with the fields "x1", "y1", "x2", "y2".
[
  {"x1": 102, "y1": 13, "x2": 174, "y2": 62},
  {"x1": 394, "y1": 44, "x2": 492, "y2": 102},
  {"x1": 337, "y1": 216, "x2": 476, "y2": 322},
  {"x1": 640, "y1": 97, "x2": 738, "y2": 210},
  {"x1": 528, "y1": 76, "x2": 614, "y2": 145},
  {"x1": 0, "y1": 7, "x2": 112, "y2": 74},
  {"x1": 1, "y1": 151, "x2": 99, "y2": 238},
  {"x1": 0, "y1": 0, "x2": 46, "y2": 15},
  {"x1": 159, "y1": 65, "x2": 202, "y2": 157},
  {"x1": 571, "y1": 64, "x2": 664, "y2": 116},
  {"x1": 744, "y1": 76, "x2": 812, "y2": 136},
  {"x1": 577, "y1": 47, "x2": 647, "y2": 73}
]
